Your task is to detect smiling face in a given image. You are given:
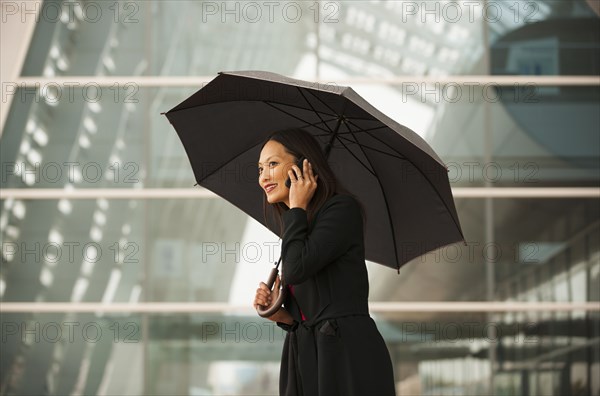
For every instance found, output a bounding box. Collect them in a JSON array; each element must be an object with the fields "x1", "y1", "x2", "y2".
[{"x1": 258, "y1": 140, "x2": 296, "y2": 208}]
